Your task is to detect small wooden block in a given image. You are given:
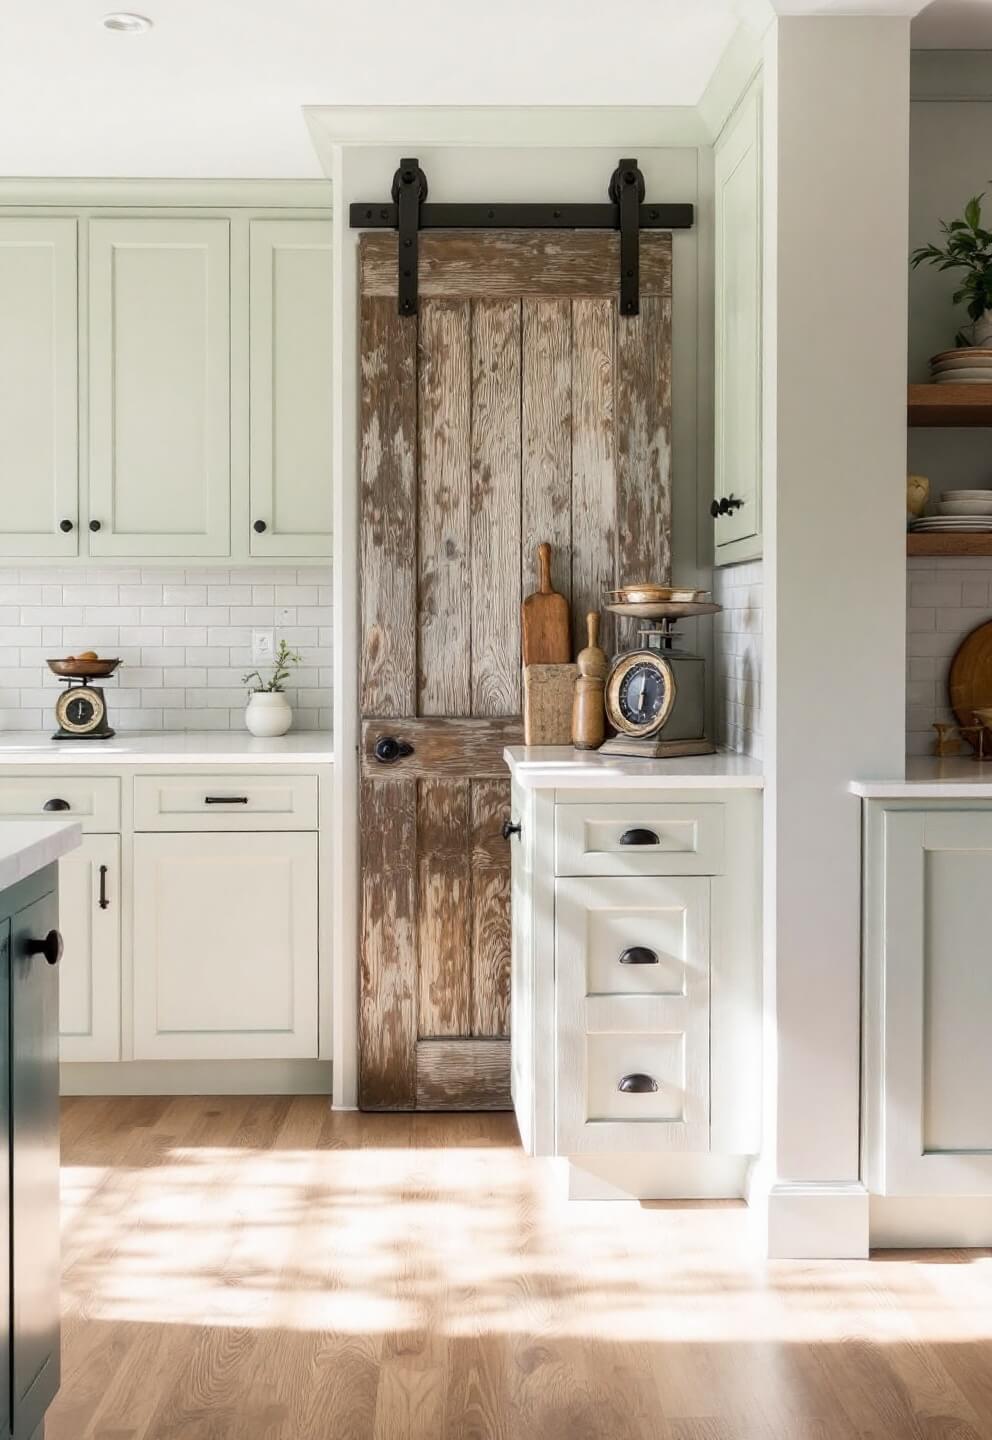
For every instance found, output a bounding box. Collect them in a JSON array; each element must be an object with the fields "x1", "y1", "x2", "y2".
[{"x1": 523, "y1": 663, "x2": 578, "y2": 746}]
